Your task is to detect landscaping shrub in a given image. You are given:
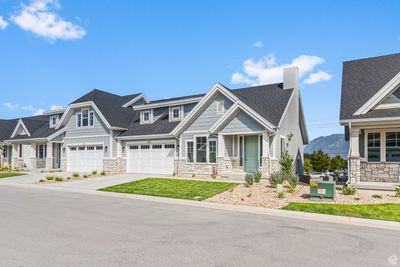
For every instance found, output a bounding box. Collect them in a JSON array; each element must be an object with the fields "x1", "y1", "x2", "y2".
[
  {"x1": 192, "y1": 173, "x2": 196, "y2": 178},
  {"x1": 39, "y1": 179, "x2": 45, "y2": 183},
  {"x1": 83, "y1": 175, "x2": 88, "y2": 178},
  {"x1": 72, "y1": 173, "x2": 80, "y2": 178},
  {"x1": 92, "y1": 170, "x2": 97, "y2": 175},
  {"x1": 0, "y1": 166, "x2": 11, "y2": 172},
  {"x1": 253, "y1": 170, "x2": 262, "y2": 183},
  {"x1": 270, "y1": 172, "x2": 285, "y2": 187},
  {"x1": 46, "y1": 176, "x2": 54, "y2": 181},
  {"x1": 372, "y1": 194, "x2": 382, "y2": 199},
  {"x1": 396, "y1": 186, "x2": 400, "y2": 197},
  {"x1": 245, "y1": 173, "x2": 254, "y2": 186},
  {"x1": 277, "y1": 191, "x2": 285, "y2": 199},
  {"x1": 55, "y1": 177, "x2": 64, "y2": 182},
  {"x1": 101, "y1": 171, "x2": 106, "y2": 176},
  {"x1": 288, "y1": 175, "x2": 298, "y2": 188},
  {"x1": 342, "y1": 186, "x2": 357, "y2": 196}
]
